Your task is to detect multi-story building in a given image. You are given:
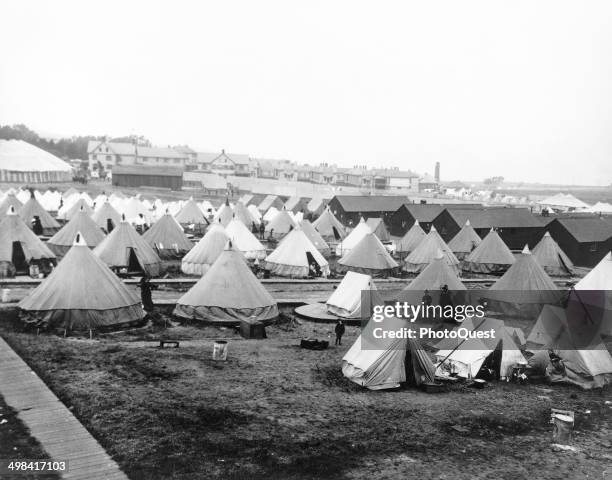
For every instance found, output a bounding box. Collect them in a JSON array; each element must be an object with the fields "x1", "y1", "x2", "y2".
[
  {"x1": 87, "y1": 140, "x2": 191, "y2": 173},
  {"x1": 195, "y1": 150, "x2": 255, "y2": 177}
]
